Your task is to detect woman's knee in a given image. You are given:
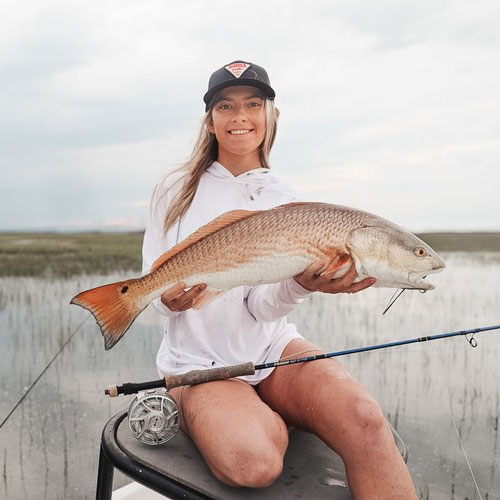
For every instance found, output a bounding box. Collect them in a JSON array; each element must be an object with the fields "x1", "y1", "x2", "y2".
[
  {"x1": 341, "y1": 394, "x2": 392, "y2": 451},
  {"x1": 218, "y1": 411, "x2": 288, "y2": 487},
  {"x1": 302, "y1": 363, "x2": 390, "y2": 444},
  {"x1": 176, "y1": 380, "x2": 289, "y2": 487},
  {"x1": 214, "y1": 438, "x2": 286, "y2": 488}
]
